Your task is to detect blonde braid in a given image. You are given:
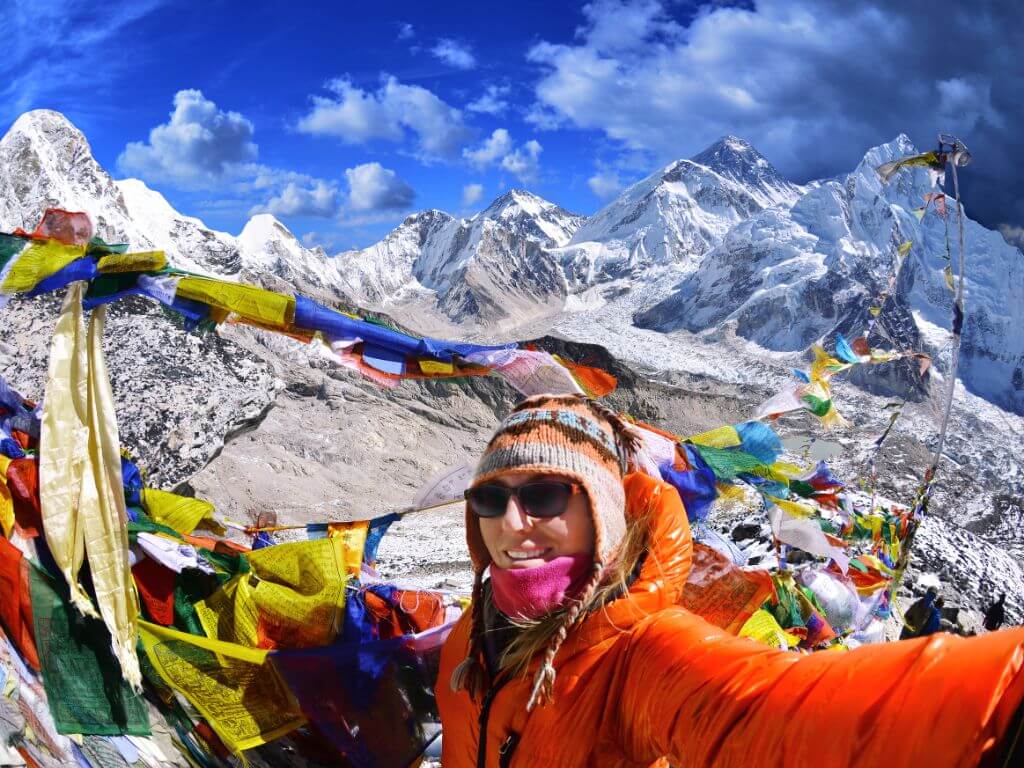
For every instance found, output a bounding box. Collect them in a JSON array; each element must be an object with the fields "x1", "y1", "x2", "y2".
[
  {"x1": 450, "y1": 569, "x2": 487, "y2": 699},
  {"x1": 525, "y1": 561, "x2": 605, "y2": 711}
]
